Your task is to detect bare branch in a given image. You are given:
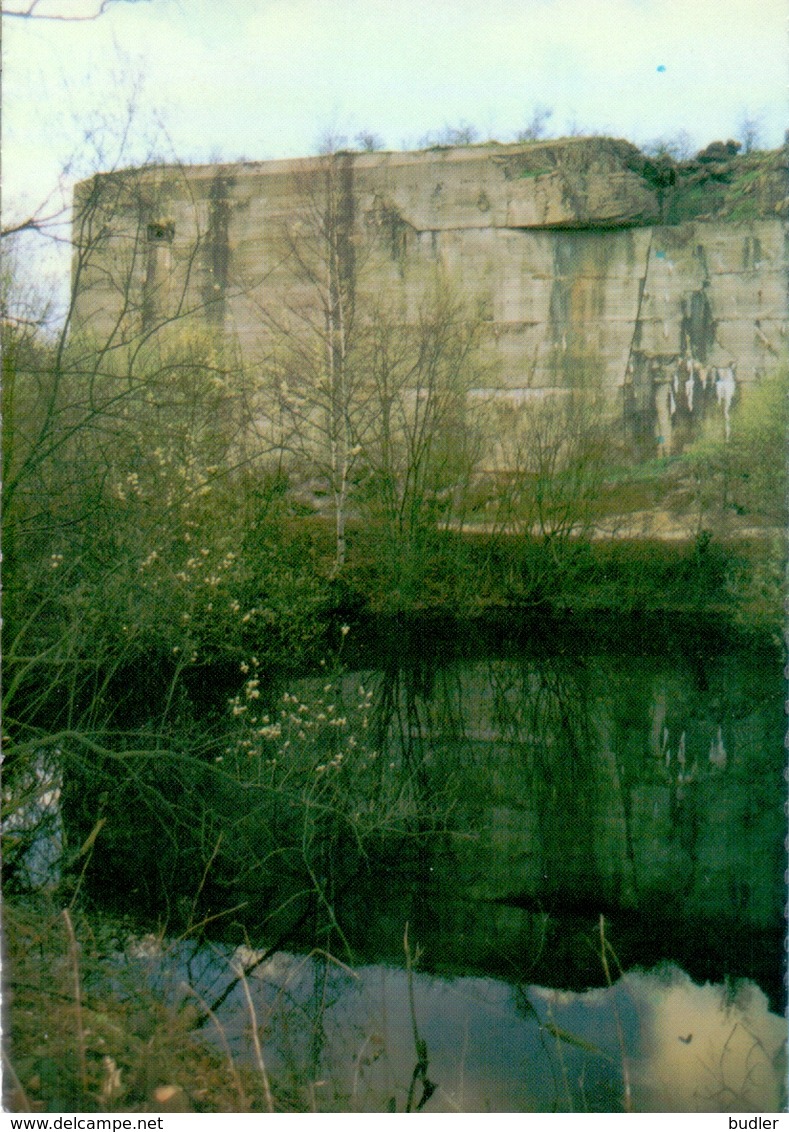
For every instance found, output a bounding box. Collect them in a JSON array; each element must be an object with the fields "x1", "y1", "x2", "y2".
[
  {"x1": 1, "y1": 211, "x2": 70, "y2": 242},
  {"x1": 4, "y1": 0, "x2": 150, "y2": 21}
]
